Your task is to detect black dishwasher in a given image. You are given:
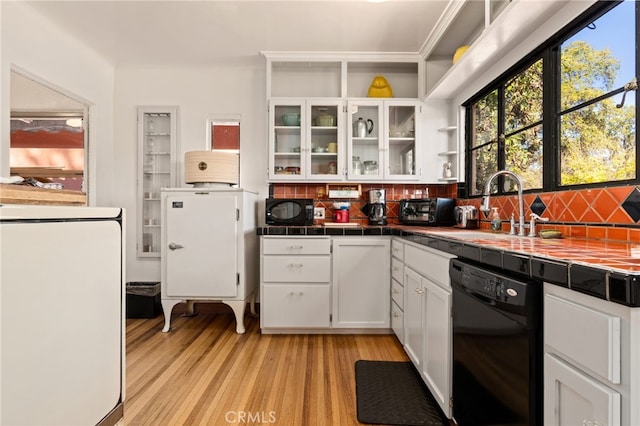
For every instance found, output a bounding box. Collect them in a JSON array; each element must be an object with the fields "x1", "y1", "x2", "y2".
[{"x1": 450, "y1": 258, "x2": 542, "y2": 426}]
